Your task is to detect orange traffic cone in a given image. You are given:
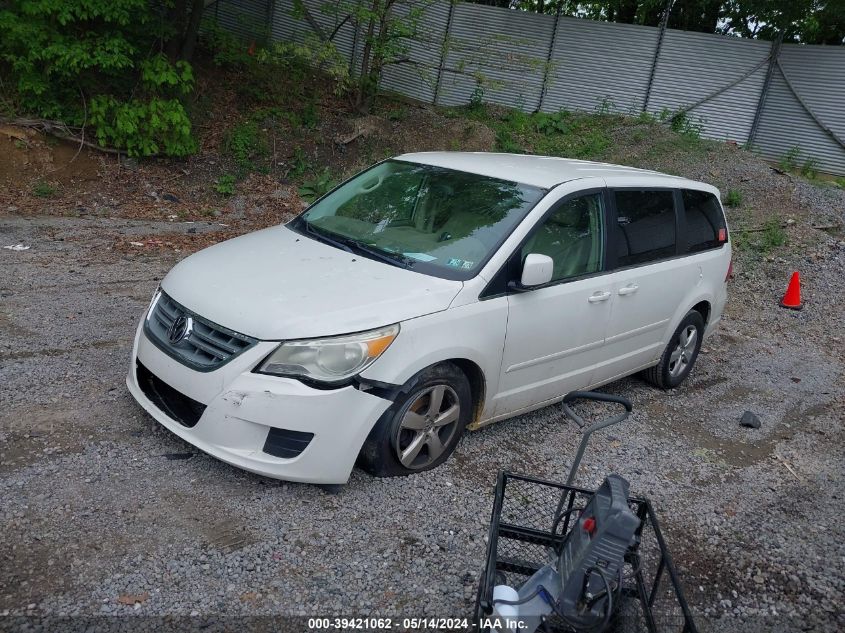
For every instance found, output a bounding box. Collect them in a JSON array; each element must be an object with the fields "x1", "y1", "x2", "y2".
[{"x1": 780, "y1": 271, "x2": 803, "y2": 310}]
